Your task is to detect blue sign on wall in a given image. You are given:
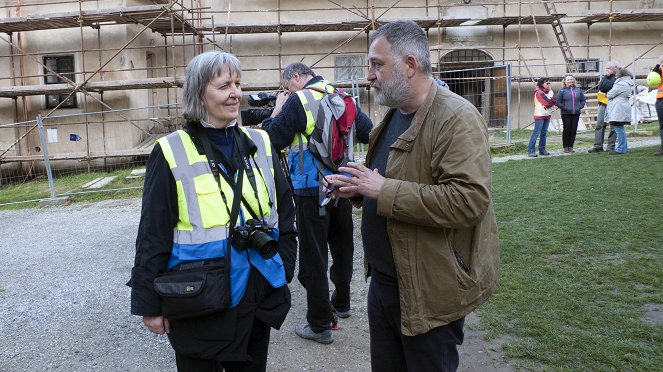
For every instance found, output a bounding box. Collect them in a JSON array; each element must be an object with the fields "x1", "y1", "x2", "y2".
[{"x1": 70, "y1": 134, "x2": 81, "y2": 141}]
